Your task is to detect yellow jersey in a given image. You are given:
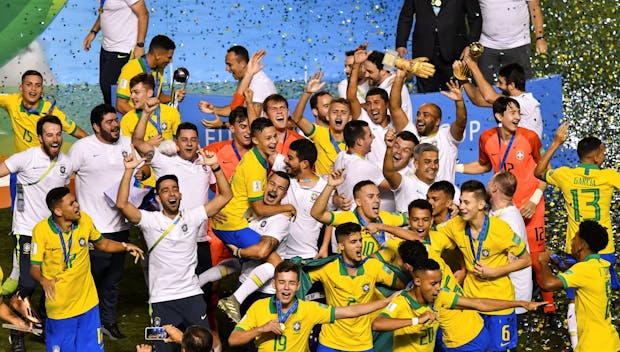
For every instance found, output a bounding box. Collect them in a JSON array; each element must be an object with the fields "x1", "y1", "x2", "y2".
[
  {"x1": 116, "y1": 56, "x2": 165, "y2": 104},
  {"x1": 558, "y1": 254, "x2": 620, "y2": 352},
  {"x1": 235, "y1": 297, "x2": 335, "y2": 352},
  {"x1": 308, "y1": 257, "x2": 397, "y2": 351},
  {"x1": 432, "y1": 216, "x2": 527, "y2": 315},
  {"x1": 305, "y1": 124, "x2": 346, "y2": 175},
  {"x1": 30, "y1": 213, "x2": 102, "y2": 319},
  {"x1": 330, "y1": 210, "x2": 407, "y2": 260},
  {"x1": 379, "y1": 291, "x2": 439, "y2": 352},
  {"x1": 120, "y1": 105, "x2": 181, "y2": 141},
  {"x1": 212, "y1": 148, "x2": 269, "y2": 231},
  {"x1": 0, "y1": 93, "x2": 77, "y2": 152},
  {"x1": 544, "y1": 164, "x2": 620, "y2": 254}
]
